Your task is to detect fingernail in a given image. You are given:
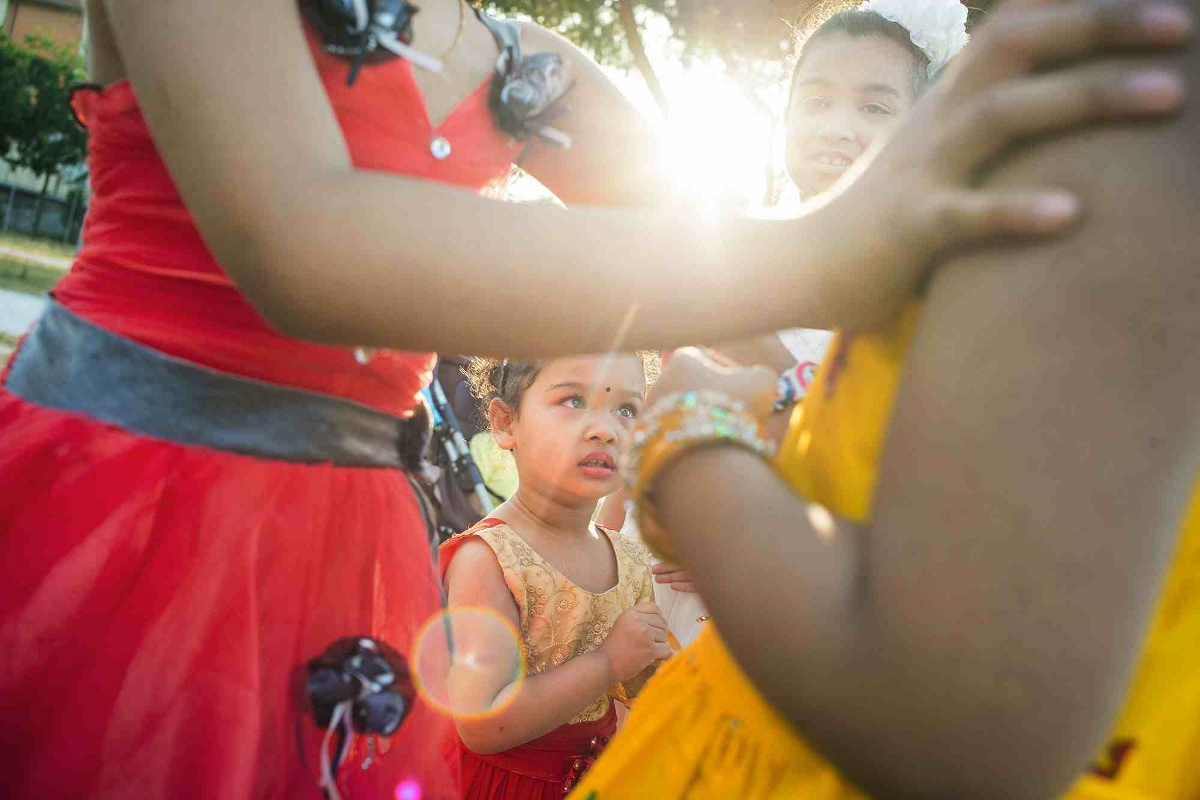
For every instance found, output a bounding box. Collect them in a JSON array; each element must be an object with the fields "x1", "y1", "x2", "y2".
[
  {"x1": 1033, "y1": 194, "x2": 1079, "y2": 221},
  {"x1": 1142, "y1": 4, "x2": 1192, "y2": 38},
  {"x1": 1126, "y1": 70, "x2": 1185, "y2": 110}
]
